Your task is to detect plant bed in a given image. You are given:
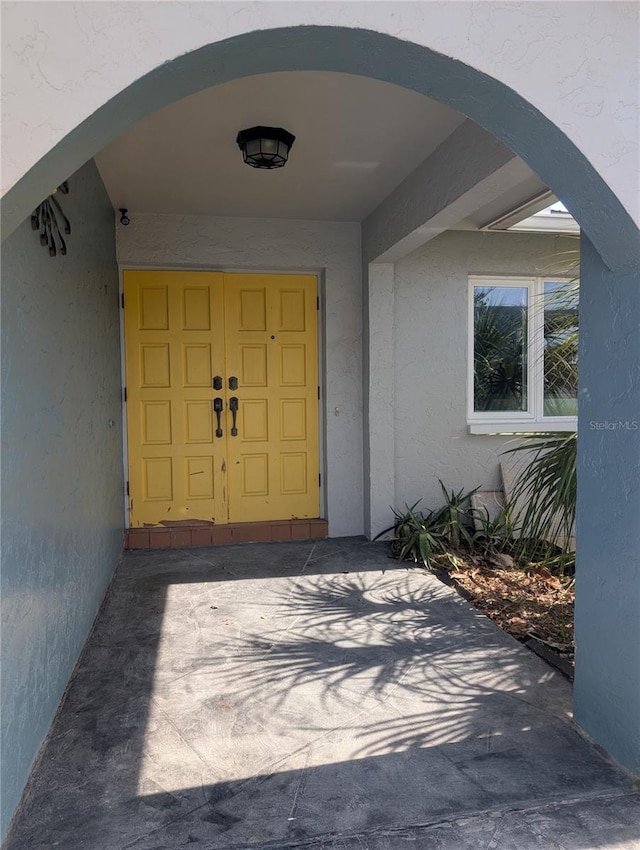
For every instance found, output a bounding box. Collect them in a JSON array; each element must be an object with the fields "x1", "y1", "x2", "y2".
[
  {"x1": 429, "y1": 549, "x2": 574, "y2": 678},
  {"x1": 378, "y1": 483, "x2": 575, "y2": 679}
]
